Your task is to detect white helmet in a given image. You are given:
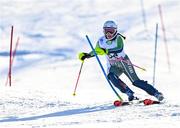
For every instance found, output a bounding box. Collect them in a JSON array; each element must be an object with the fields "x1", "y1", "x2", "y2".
[
  {"x1": 103, "y1": 20, "x2": 117, "y2": 28},
  {"x1": 103, "y1": 20, "x2": 118, "y2": 40}
]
